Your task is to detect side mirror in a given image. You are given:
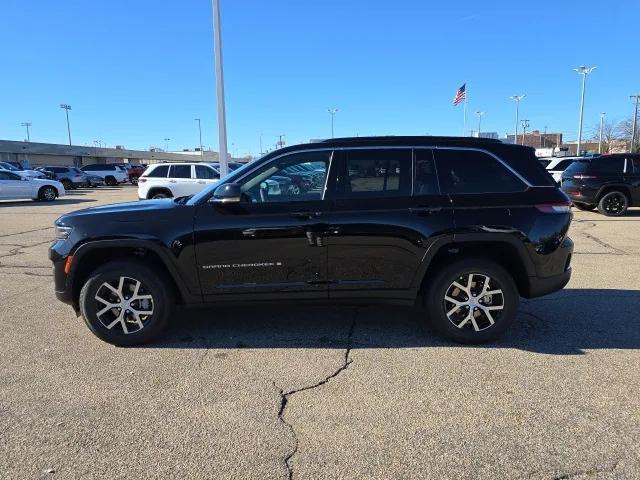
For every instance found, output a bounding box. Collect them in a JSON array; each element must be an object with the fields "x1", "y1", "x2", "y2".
[{"x1": 212, "y1": 183, "x2": 241, "y2": 203}]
